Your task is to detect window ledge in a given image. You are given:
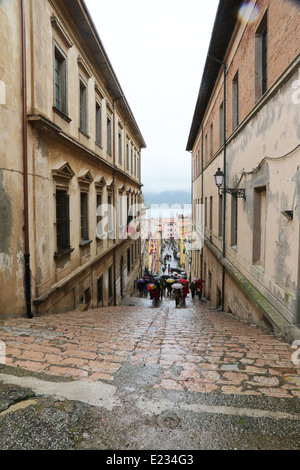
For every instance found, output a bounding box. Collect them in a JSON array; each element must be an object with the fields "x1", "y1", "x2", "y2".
[
  {"x1": 79, "y1": 239, "x2": 93, "y2": 247},
  {"x1": 79, "y1": 128, "x2": 90, "y2": 139},
  {"x1": 53, "y1": 106, "x2": 72, "y2": 123},
  {"x1": 252, "y1": 263, "x2": 265, "y2": 273},
  {"x1": 54, "y1": 247, "x2": 74, "y2": 259}
]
